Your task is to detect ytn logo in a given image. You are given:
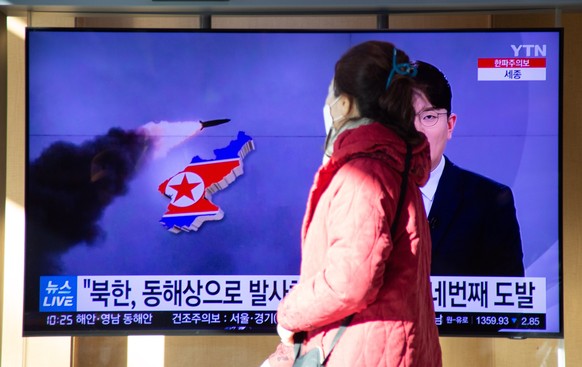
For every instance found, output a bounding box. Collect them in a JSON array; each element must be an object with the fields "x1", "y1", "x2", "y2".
[{"x1": 511, "y1": 44, "x2": 547, "y2": 57}]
